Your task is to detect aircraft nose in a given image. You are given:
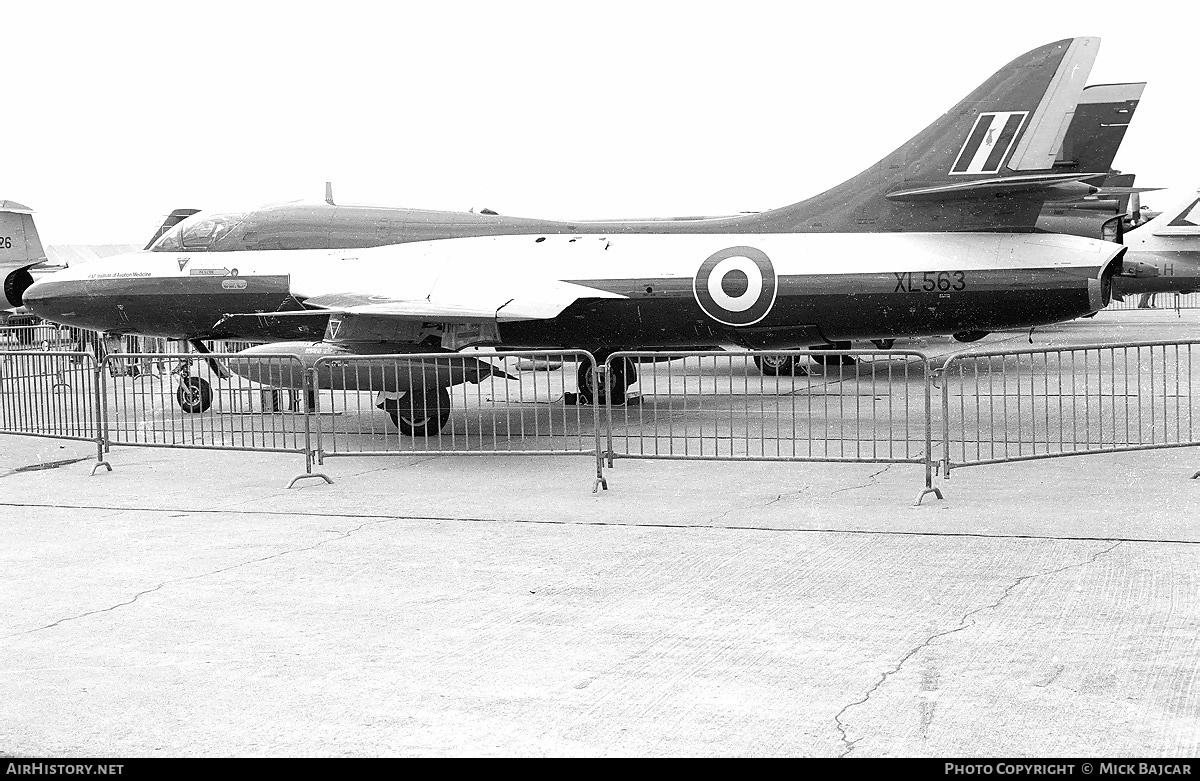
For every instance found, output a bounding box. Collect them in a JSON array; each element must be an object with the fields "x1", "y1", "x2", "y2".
[{"x1": 22, "y1": 276, "x2": 87, "y2": 326}]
